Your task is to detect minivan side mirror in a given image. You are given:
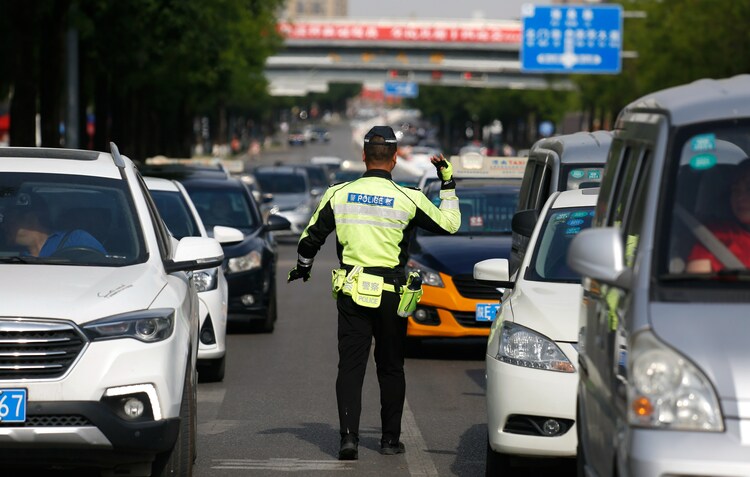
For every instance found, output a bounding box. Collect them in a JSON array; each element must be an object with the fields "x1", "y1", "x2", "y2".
[
  {"x1": 213, "y1": 225, "x2": 245, "y2": 244},
  {"x1": 512, "y1": 209, "x2": 539, "y2": 237},
  {"x1": 474, "y1": 258, "x2": 514, "y2": 289},
  {"x1": 165, "y1": 237, "x2": 224, "y2": 273},
  {"x1": 266, "y1": 214, "x2": 291, "y2": 231},
  {"x1": 567, "y1": 227, "x2": 626, "y2": 285}
]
